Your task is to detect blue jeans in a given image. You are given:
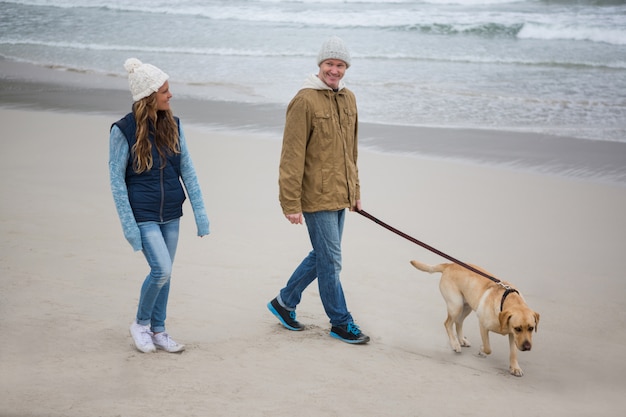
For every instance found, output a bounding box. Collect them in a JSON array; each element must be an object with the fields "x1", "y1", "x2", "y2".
[
  {"x1": 279, "y1": 209, "x2": 353, "y2": 326},
  {"x1": 136, "y1": 218, "x2": 180, "y2": 333}
]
